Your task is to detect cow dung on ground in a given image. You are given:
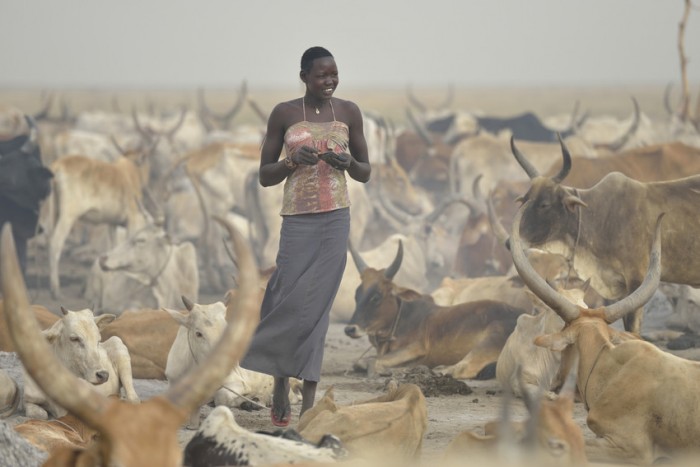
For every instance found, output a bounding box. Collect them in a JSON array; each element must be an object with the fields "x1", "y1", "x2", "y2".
[{"x1": 388, "y1": 366, "x2": 473, "y2": 397}]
